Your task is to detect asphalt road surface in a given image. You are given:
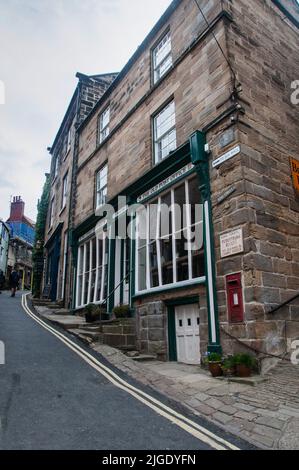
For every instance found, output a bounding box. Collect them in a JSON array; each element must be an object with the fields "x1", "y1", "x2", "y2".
[{"x1": 0, "y1": 290, "x2": 254, "y2": 450}]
